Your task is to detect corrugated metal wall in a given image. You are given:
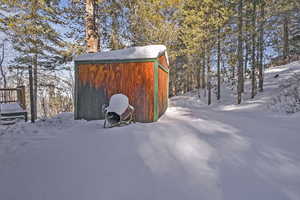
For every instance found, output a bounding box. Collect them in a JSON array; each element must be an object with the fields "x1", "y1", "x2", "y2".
[{"x1": 75, "y1": 62, "x2": 157, "y2": 122}]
